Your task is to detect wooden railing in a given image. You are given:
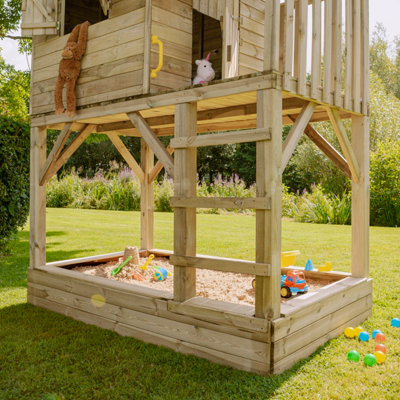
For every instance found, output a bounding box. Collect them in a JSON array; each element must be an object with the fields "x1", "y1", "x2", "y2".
[{"x1": 265, "y1": 0, "x2": 369, "y2": 114}]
